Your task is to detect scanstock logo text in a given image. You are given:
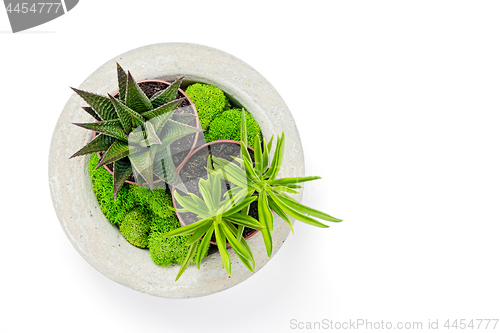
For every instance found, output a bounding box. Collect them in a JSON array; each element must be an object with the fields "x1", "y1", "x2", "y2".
[{"x1": 3, "y1": 1, "x2": 79, "y2": 33}]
